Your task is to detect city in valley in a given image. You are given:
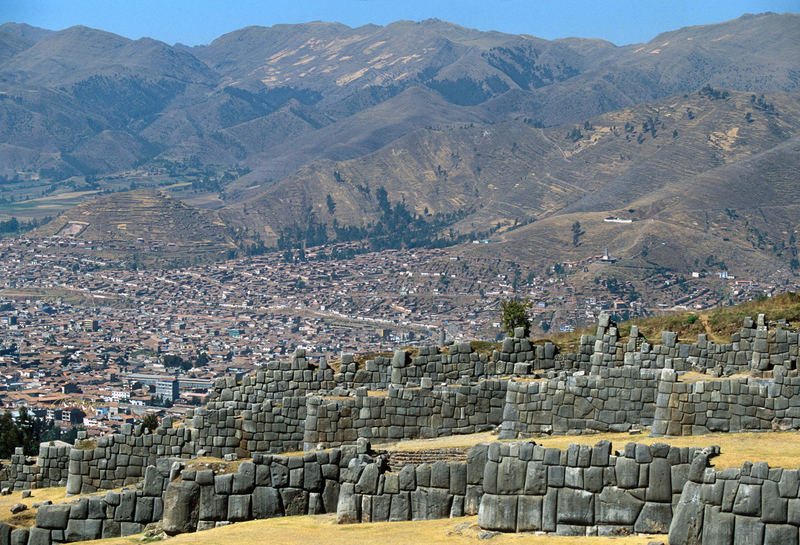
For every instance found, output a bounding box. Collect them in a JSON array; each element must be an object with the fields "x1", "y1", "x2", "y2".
[{"x1": 0, "y1": 232, "x2": 791, "y2": 437}]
